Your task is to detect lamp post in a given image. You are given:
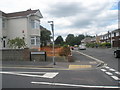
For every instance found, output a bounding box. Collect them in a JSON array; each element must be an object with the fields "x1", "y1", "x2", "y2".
[
  {"x1": 48, "y1": 21, "x2": 56, "y2": 65},
  {"x1": 111, "y1": 31, "x2": 113, "y2": 48}
]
